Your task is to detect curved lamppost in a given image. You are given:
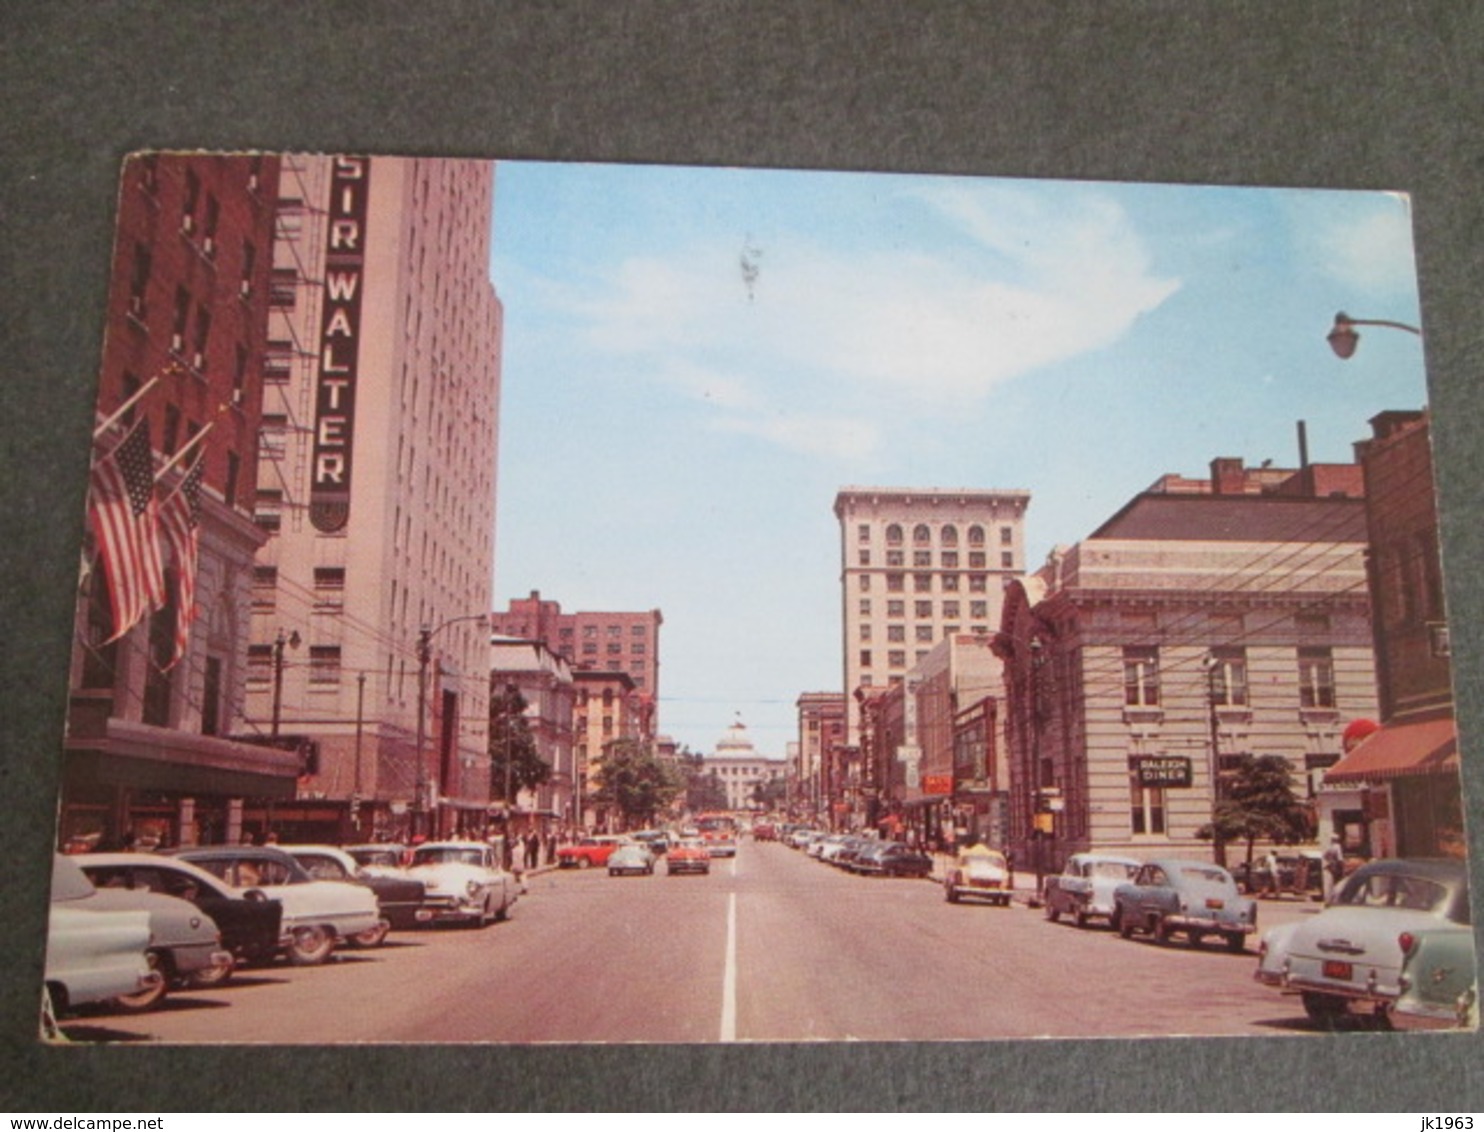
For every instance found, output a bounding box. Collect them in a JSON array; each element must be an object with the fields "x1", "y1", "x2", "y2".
[
  {"x1": 1326, "y1": 311, "x2": 1422, "y2": 359},
  {"x1": 415, "y1": 612, "x2": 492, "y2": 837}
]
